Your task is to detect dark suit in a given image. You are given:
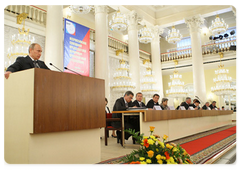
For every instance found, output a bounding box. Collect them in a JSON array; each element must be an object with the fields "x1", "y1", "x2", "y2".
[
  {"x1": 6, "y1": 55, "x2": 50, "y2": 73},
  {"x1": 202, "y1": 105, "x2": 209, "y2": 110},
  {"x1": 209, "y1": 104, "x2": 217, "y2": 110},
  {"x1": 146, "y1": 99, "x2": 159, "y2": 108},
  {"x1": 112, "y1": 97, "x2": 138, "y2": 140},
  {"x1": 180, "y1": 102, "x2": 190, "y2": 110},
  {"x1": 132, "y1": 100, "x2": 146, "y2": 108},
  {"x1": 189, "y1": 104, "x2": 200, "y2": 110}
]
